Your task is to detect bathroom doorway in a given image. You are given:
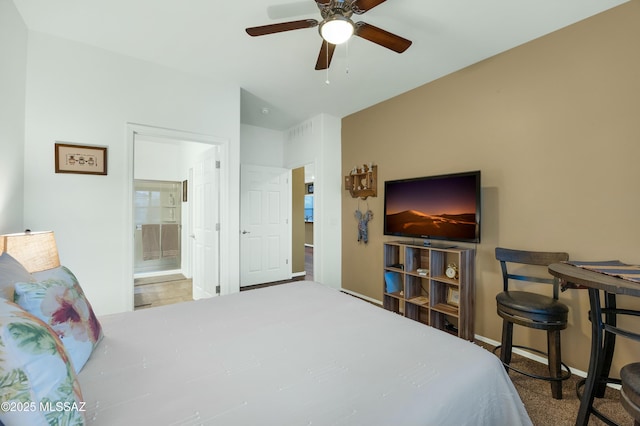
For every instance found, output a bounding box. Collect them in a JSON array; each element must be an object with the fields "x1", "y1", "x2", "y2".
[{"x1": 133, "y1": 179, "x2": 182, "y2": 275}]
